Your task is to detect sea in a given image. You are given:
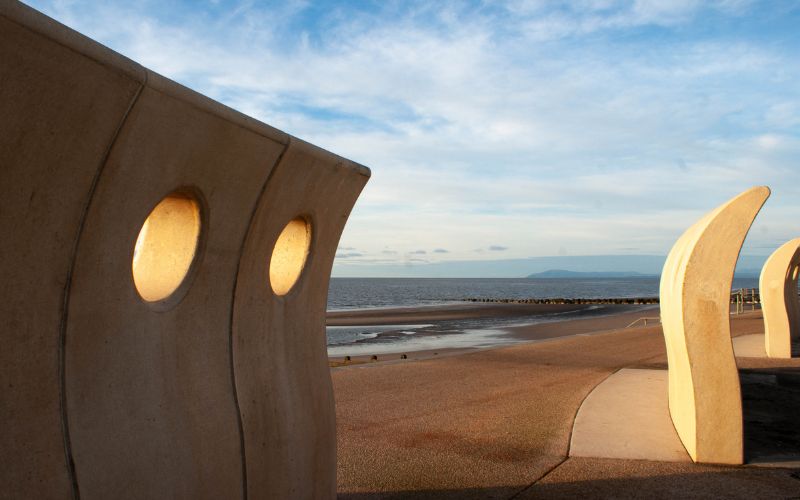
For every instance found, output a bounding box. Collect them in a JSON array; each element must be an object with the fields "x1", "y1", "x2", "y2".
[{"x1": 325, "y1": 277, "x2": 760, "y2": 355}]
